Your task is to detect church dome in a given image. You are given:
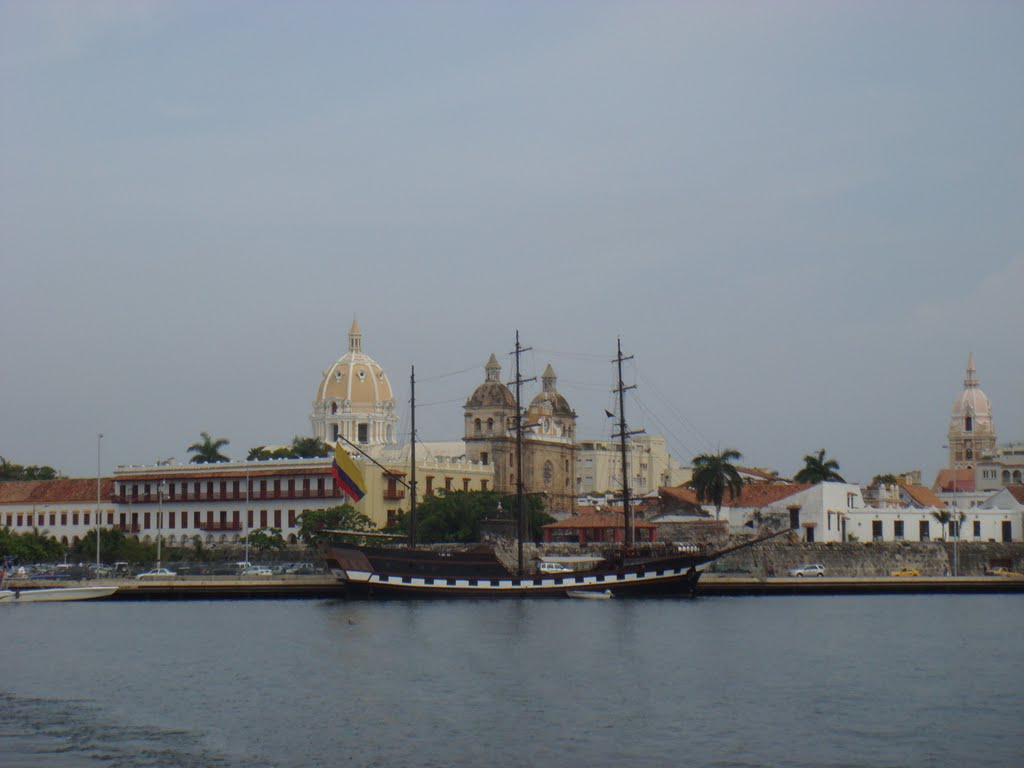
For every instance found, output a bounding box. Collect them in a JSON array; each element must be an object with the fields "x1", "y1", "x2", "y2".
[
  {"x1": 529, "y1": 363, "x2": 575, "y2": 417},
  {"x1": 315, "y1": 318, "x2": 394, "y2": 406},
  {"x1": 466, "y1": 353, "x2": 515, "y2": 409},
  {"x1": 311, "y1": 319, "x2": 397, "y2": 449},
  {"x1": 950, "y1": 353, "x2": 993, "y2": 428}
]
